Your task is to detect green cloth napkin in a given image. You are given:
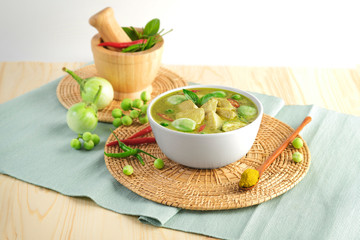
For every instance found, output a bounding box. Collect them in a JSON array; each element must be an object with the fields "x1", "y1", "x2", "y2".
[{"x1": 1, "y1": 77, "x2": 359, "y2": 240}]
